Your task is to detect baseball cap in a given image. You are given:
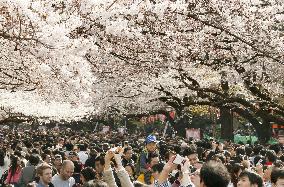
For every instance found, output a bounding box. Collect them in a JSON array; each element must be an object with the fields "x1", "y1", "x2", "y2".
[{"x1": 145, "y1": 135, "x2": 157, "y2": 144}]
